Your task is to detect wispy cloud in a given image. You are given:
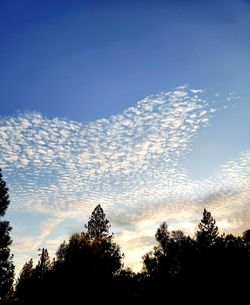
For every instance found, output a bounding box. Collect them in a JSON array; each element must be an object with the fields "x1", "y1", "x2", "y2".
[{"x1": 12, "y1": 217, "x2": 63, "y2": 275}]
